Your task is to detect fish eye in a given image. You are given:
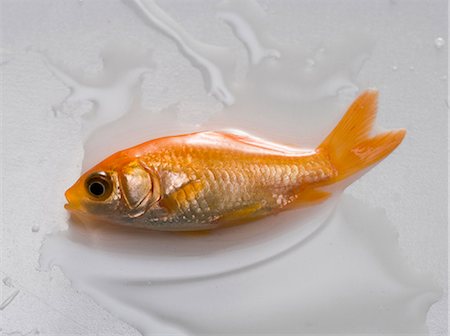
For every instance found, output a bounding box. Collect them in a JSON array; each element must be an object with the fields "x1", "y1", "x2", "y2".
[{"x1": 85, "y1": 172, "x2": 113, "y2": 200}]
